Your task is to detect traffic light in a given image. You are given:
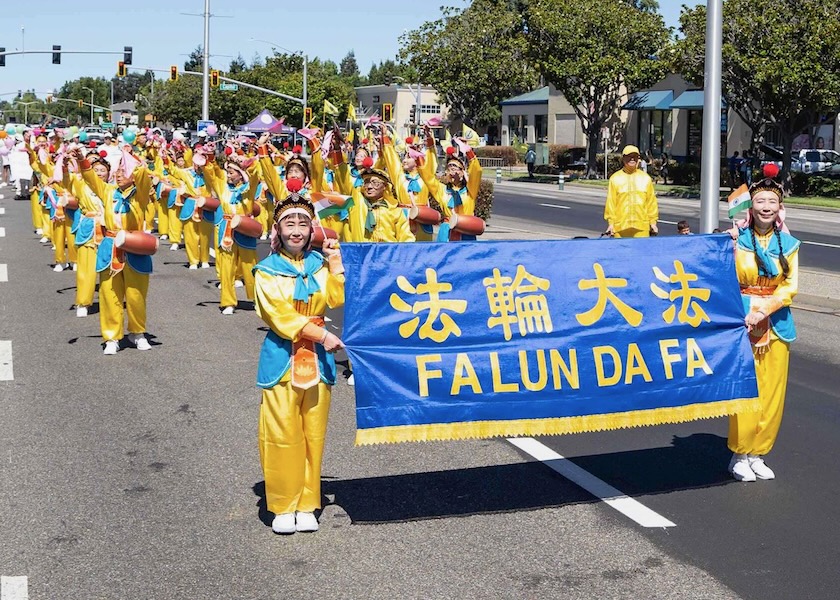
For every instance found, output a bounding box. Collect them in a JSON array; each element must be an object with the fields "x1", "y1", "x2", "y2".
[
  {"x1": 385, "y1": 72, "x2": 392, "y2": 86},
  {"x1": 117, "y1": 61, "x2": 127, "y2": 77},
  {"x1": 382, "y1": 103, "x2": 393, "y2": 122},
  {"x1": 52, "y1": 45, "x2": 61, "y2": 64},
  {"x1": 409, "y1": 107, "x2": 416, "y2": 126},
  {"x1": 304, "y1": 106, "x2": 312, "y2": 125},
  {"x1": 123, "y1": 46, "x2": 133, "y2": 65},
  {"x1": 169, "y1": 66, "x2": 178, "y2": 82},
  {"x1": 0, "y1": 48, "x2": 5, "y2": 68},
  {"x1": 210, "y1": 70, "x2": 219, "y2": 87},
  {"x1": 78, "y1": 99, "x2": 84, "y2": 108}
]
